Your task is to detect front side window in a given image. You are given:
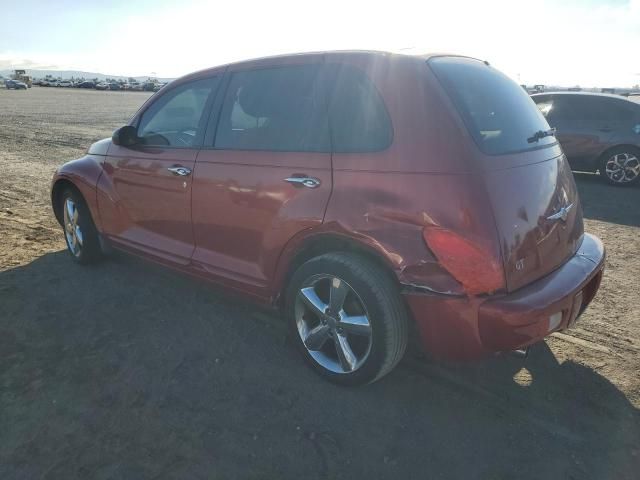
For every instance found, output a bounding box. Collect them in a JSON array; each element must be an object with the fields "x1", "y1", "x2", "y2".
[
  {"x1": 429, "y1": 57, "x2": 556, "y2": 155},
  {"x1": 214, "y1": 65, "x2": 329, "y2": 152},
  {"x1": 534, "y1": 95, "x2": 577, "y2": 122},
  {"x1": 137, "y1": 77, "x2": 218, "y2": 147}
]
